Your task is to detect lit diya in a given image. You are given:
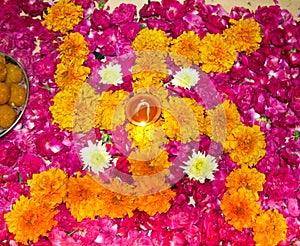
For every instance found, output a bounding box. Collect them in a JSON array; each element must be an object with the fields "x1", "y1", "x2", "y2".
[{"x1": 125, "y1": 94, "x2": 161, "y2": 126}]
